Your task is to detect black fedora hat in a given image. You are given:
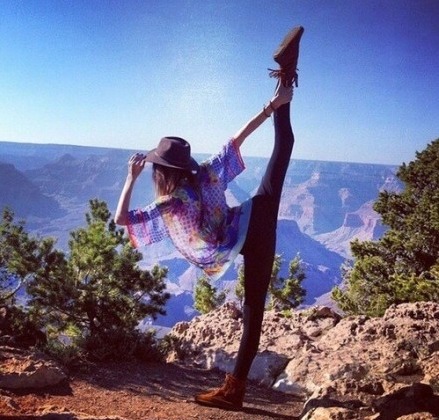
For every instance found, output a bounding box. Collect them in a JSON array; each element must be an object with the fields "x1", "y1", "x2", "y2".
[{"x1": 144, "y1": 136, "x2": 199, "y2": 173}]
